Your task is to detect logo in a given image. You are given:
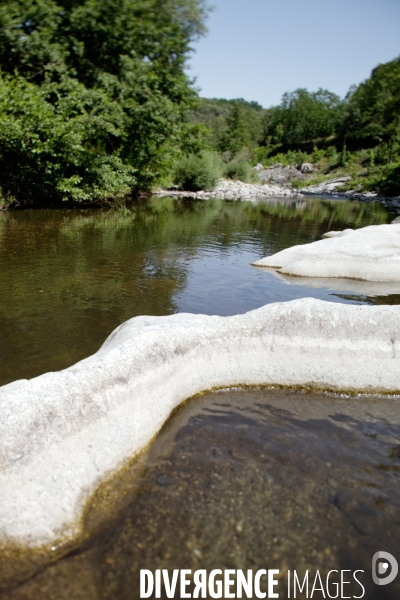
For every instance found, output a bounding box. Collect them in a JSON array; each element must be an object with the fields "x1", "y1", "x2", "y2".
[{"x1": 372, "y1": 551, "x2": 398, "y2": 586}]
